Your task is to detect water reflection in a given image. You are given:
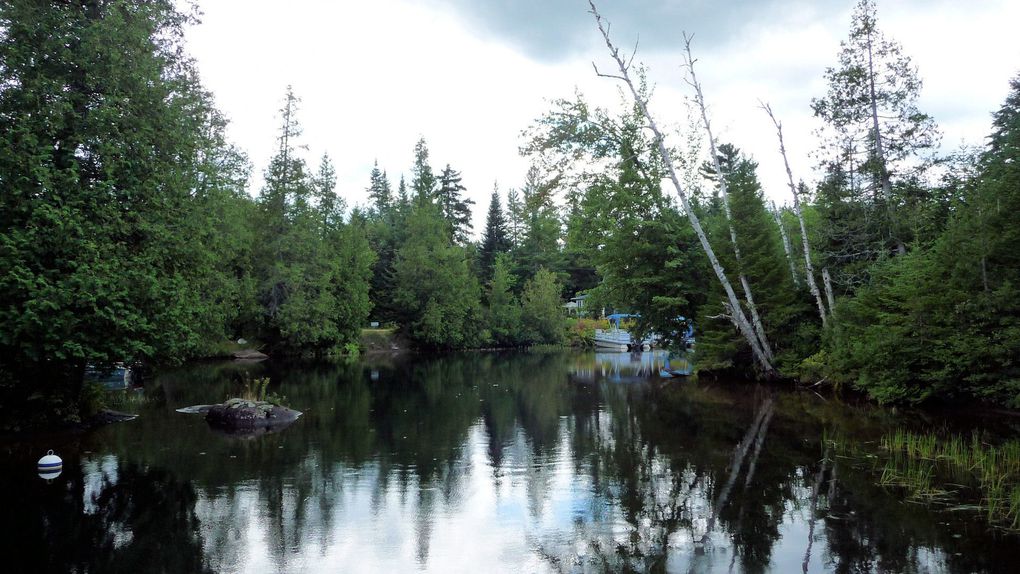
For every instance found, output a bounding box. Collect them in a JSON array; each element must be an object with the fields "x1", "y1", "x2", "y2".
[{"x1": 1, "y1": 351, "x2": 1018, "y2": 573}]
